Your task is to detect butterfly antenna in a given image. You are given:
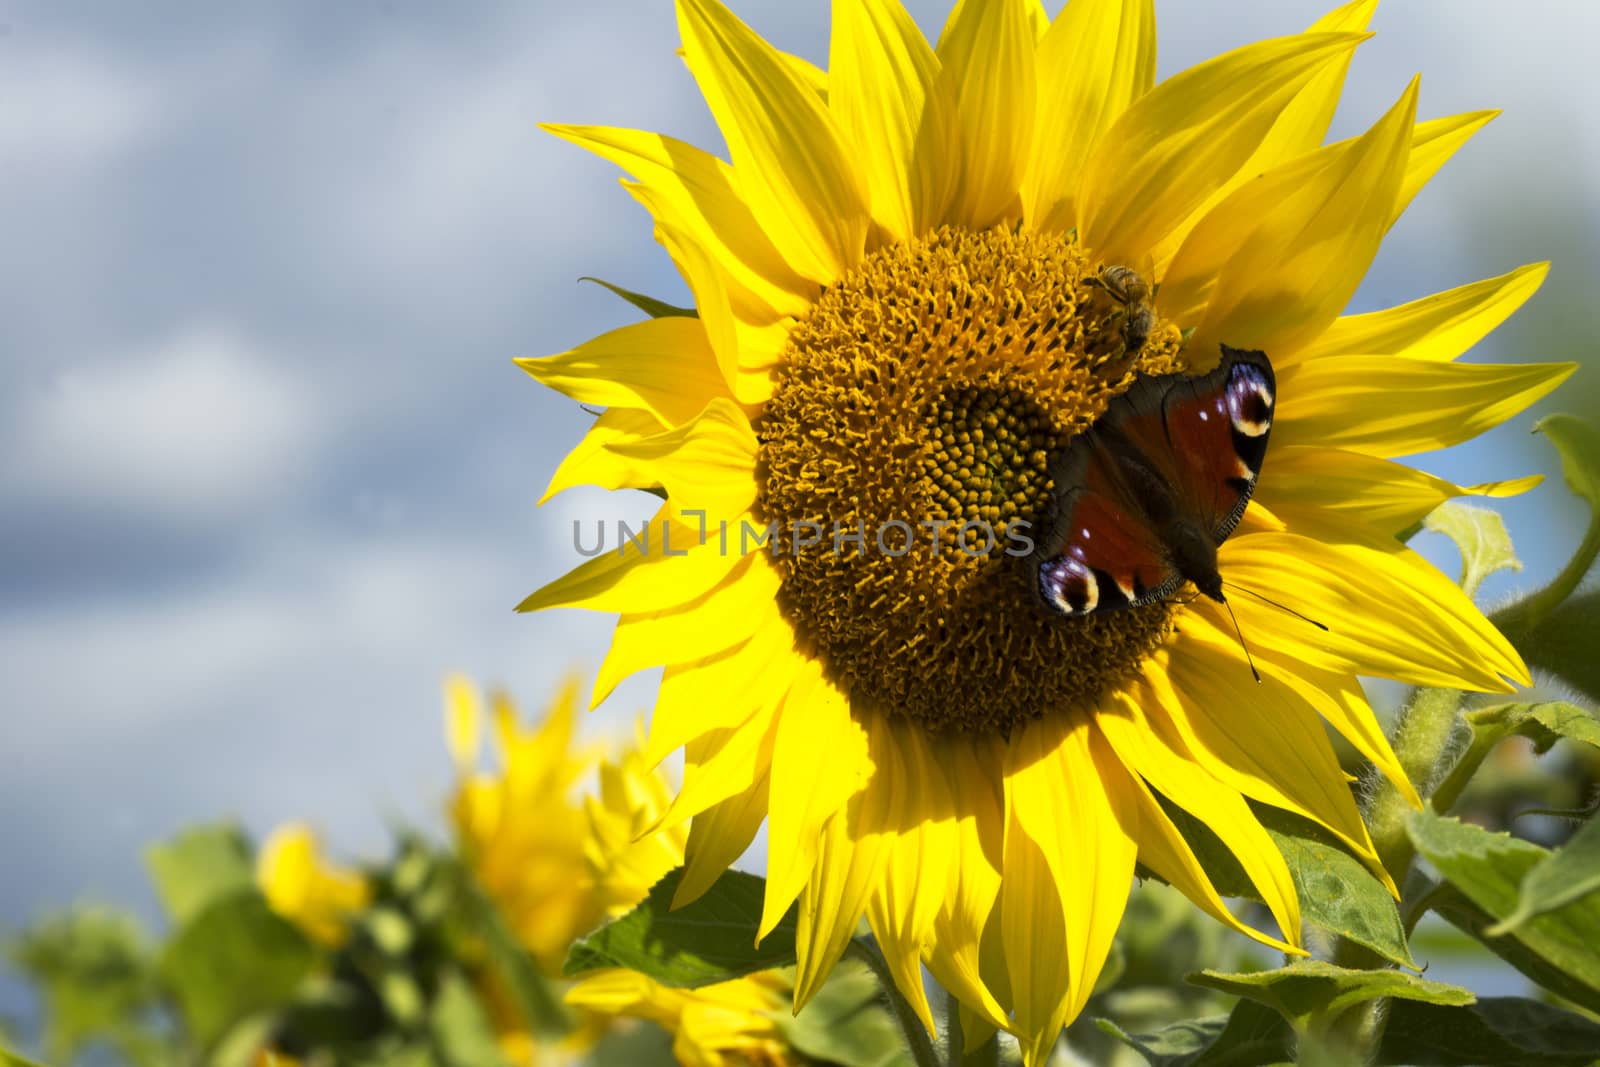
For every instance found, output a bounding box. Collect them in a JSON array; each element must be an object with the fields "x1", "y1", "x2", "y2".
[
  {"x1": 1222, "y1": 581, "x2": 1329, "y2": 631},
  {"x1": 1220, "y1": 595, "x2": 1261, "y2": 684}
]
